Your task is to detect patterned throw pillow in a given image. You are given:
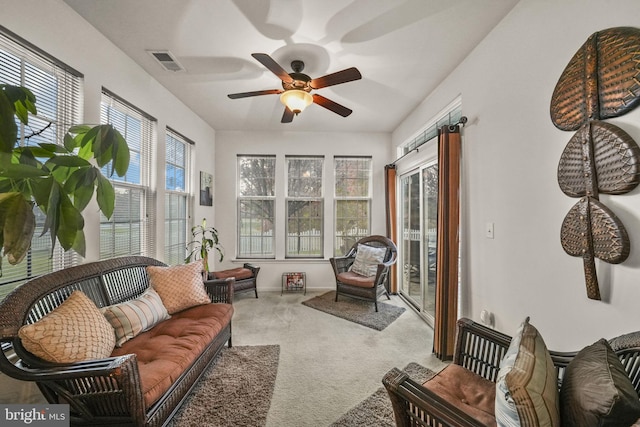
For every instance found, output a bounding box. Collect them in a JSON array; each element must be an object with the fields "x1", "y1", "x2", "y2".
[
  {"x1": 18, "y1": 291, "x2": 116, "y2": 363},
  {"x1": 101, "y1": 287, "x2": 170, "y2": 347},
  {"x1": 350, "y1": 244, "x2": 387, "y2": 277},
  {"x1": 495, "y1": 317, "x2": 560, "y2": 427},
  {"x1": 147, "y1": 260, "x2": 211, "y2": 314},
  {"x1": 560, "y1": 338, "x2": 640, "y2": 426}
]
